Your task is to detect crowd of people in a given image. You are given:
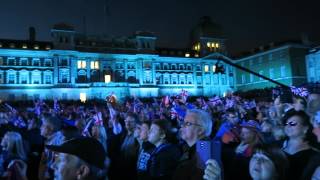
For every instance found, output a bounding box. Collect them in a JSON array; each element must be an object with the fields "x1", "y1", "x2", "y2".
[{"x1": 0, "y1": 88, "x2": 320, "y2": 180}]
